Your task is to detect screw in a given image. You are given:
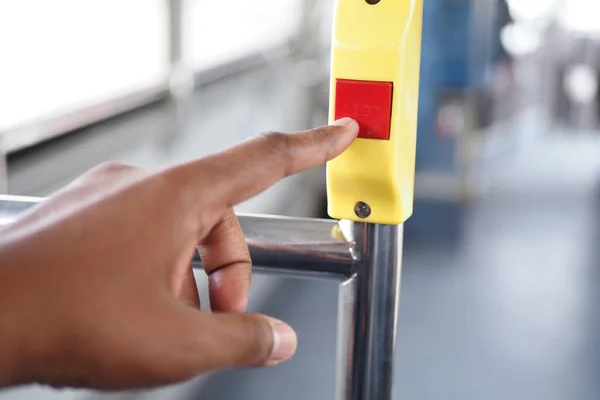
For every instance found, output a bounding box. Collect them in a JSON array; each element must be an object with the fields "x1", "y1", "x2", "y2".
[{"x1": 355, "y1": 202, "x2": 372, "y2": 219}]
